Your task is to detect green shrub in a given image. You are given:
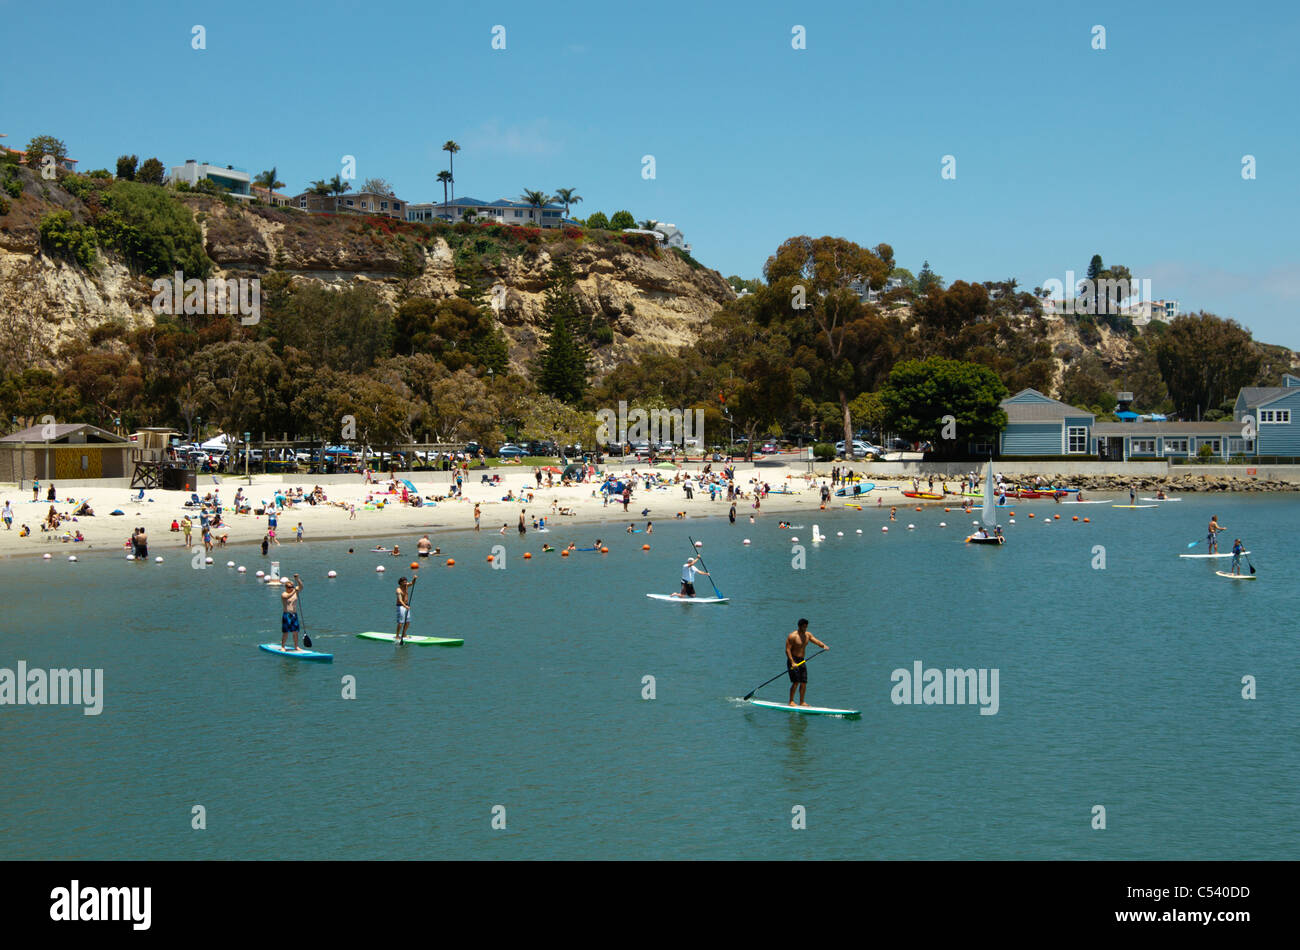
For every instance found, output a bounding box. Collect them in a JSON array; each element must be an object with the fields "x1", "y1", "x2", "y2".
[
  {"x1": 672, "y1": 247, "x2": 701, "y2": 269},
  {"x1": 592, "y1": 323, "x2": 614, "y2": 345},
  {"x1": 39, "y1": 211, "x2": 98, "y2": 268},
  {"x1": 813, "y1": 442, "x2": 836, "y2": 461},
  {"x1": 96, "y1": 180, "x2": 212, "y2": 278},
  {"x1": 0, "y1": 196, "x2": 9, "y2": 216}
]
